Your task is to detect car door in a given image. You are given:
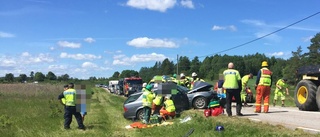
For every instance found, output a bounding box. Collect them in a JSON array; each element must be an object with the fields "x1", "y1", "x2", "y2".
[{"x1": 172, "y1": 90, "x2": 190, "y2": 113}]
